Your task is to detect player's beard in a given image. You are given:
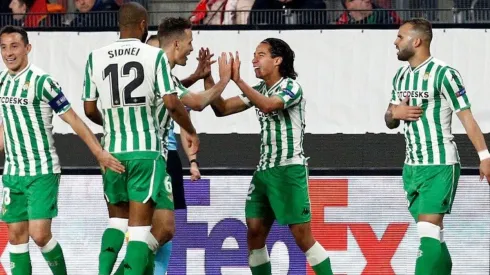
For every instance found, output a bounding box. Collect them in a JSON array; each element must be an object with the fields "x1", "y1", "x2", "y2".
[{"x1": 397, "y1": 46, "x2": 414, "y2": 61}]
